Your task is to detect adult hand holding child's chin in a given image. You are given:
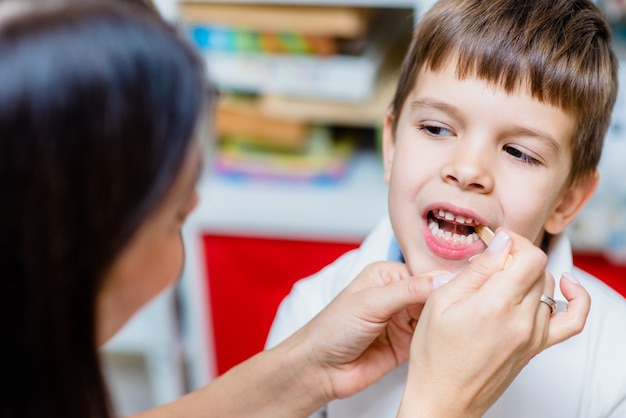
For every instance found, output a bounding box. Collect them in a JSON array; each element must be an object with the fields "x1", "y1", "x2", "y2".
[
  {"x1": 285, "y1": 261, "x2": 440, "y2": 403},
  {"x1": 398, "y1": 228, "x2": 591, "y2": 418}
]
